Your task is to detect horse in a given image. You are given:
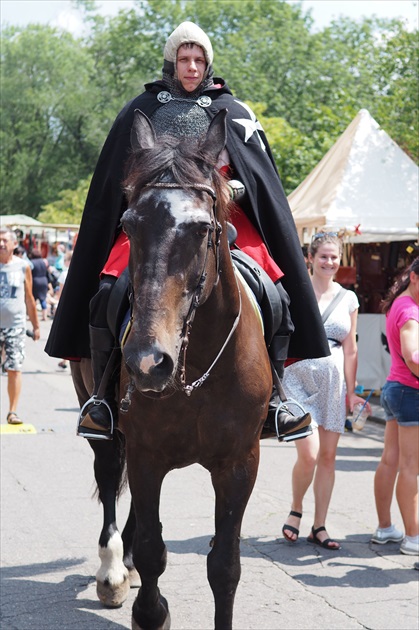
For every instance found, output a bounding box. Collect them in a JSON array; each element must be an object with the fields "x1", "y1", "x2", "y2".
[{"x1": 71, "y1": 108, "x2": 272, "y2": 630}]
